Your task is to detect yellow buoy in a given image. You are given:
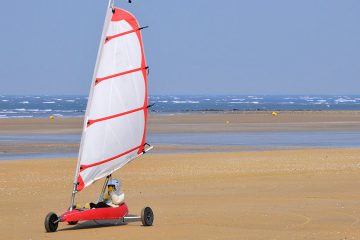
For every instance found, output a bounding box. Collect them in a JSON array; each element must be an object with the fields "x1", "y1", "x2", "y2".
[
  {"x1": 271, "y1": 111, "x2": 278, "y2": 116},
  {"x1": 49, "y1": 115, "x2": 54, "y2": 120}
]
